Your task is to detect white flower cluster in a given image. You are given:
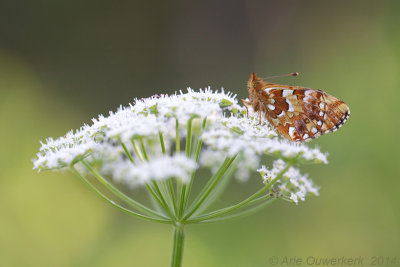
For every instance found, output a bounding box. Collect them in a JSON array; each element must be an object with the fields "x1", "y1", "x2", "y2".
[
  {"x1": 101, "y1": 154, "x2": 197, "y2": 188},
  {"x1": 91, "y1": 109, "x2": 163, "y2": 142},
  {"x1": 132, "y1": 88, "x2": 240, "y2": 127},
  {"x1": 257, "y1": 159, "x2": 320, "y2": 204},
  {"x1": 33, "y1": 127, "x2": 97, "y2": 170},
  {"x1": 33, "y1": 87, "x2": 327, "y2": 197}
]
